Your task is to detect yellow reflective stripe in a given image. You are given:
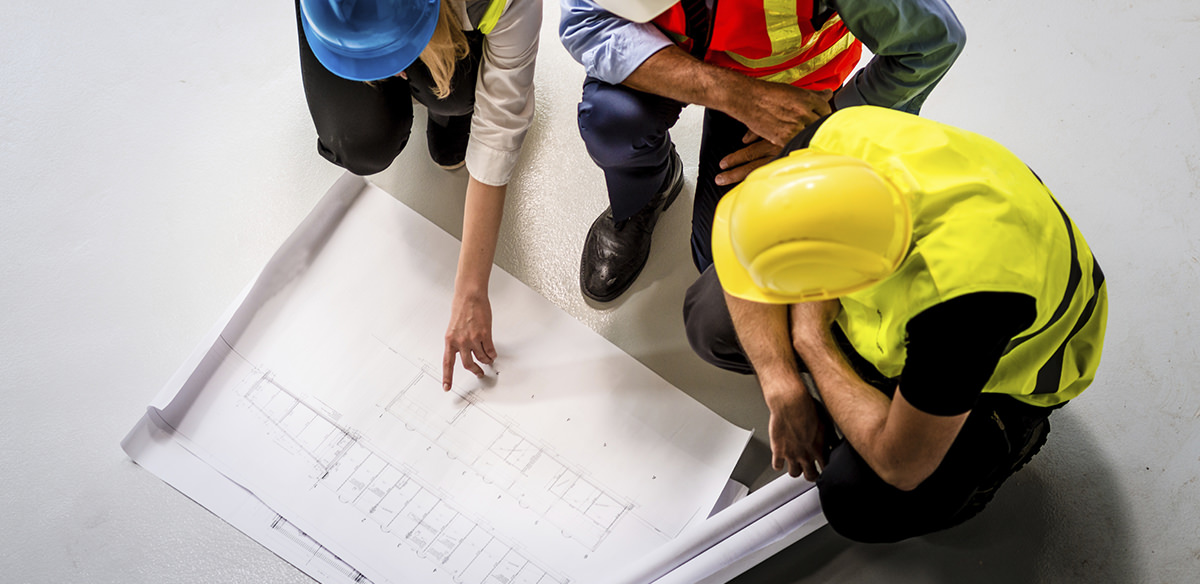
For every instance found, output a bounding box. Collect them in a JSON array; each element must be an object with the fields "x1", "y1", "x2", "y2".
[
  {"x1": 665, "y1": 29, "x2": 689, "y2": 44},
  {"x1": 477, "y1": 0, "x2": 507, "y2": 34},
  {"x1": 726, "y1": 11, "x2": 844, "y2": 69},
  {"x1": 754, "y1": 29, "x2": 856, "y2": 84}
]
